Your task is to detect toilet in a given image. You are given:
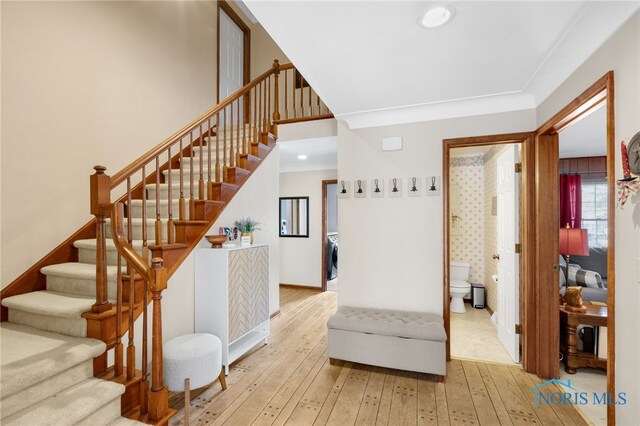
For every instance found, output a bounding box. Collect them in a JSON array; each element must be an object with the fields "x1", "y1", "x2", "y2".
[{"x1": 450, "y1": 261, "x2": 471, "y2": 313}]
